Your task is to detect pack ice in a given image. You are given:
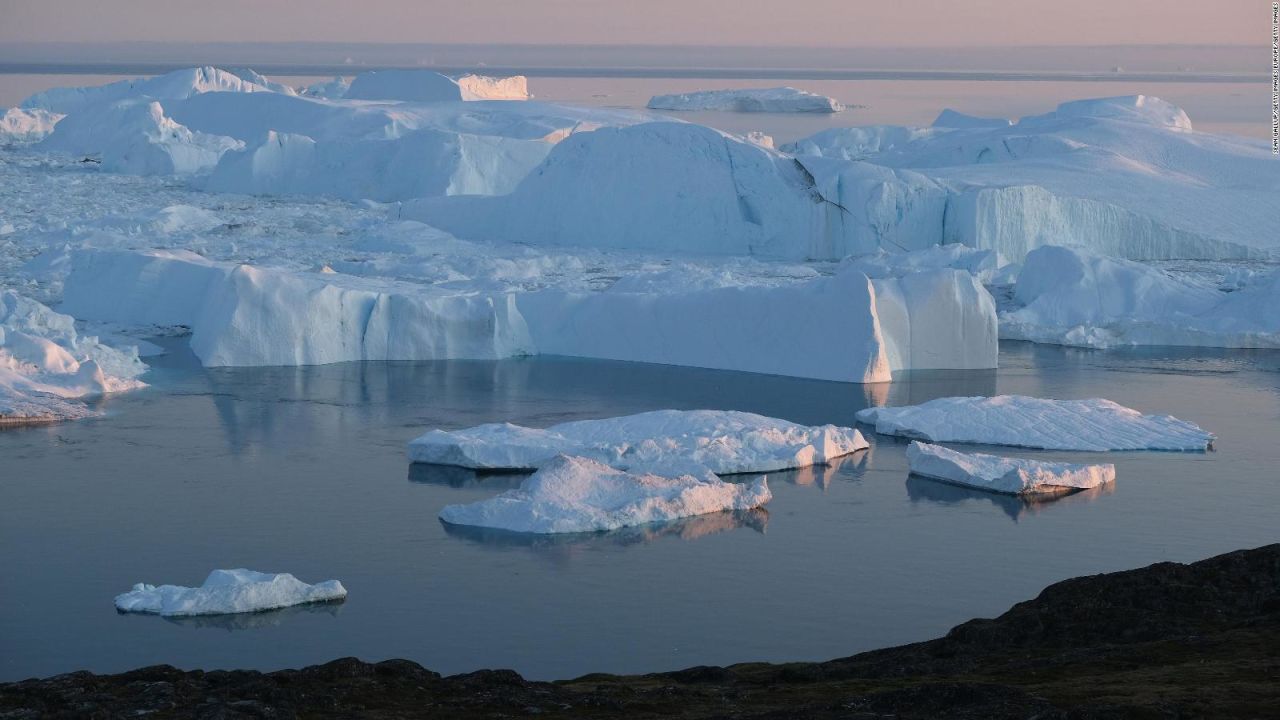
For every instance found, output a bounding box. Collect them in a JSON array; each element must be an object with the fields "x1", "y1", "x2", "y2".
[
  {"x1": 114, "y1": 569, "x2": 347, "y2": 617},
  {"x1": 1002, "y1": 245, "x2": 1280, "y2": 348},
  {"x1": 647, "y1": 87, "x2": 844, "y2": 113},
  {"x1": 906, "y1": 441, "x2": 1115, "y2": 495},
  {"x1": 0, "y1": 290, "x2": 146, "y2": 424},
  {"x1": 857, "y1": 396, "x2": 1213, "y2": 451},
  {"x1": 408, "y1": 409, "x2": 868, "y2": 473},
  {"x1": 438, "y1": 454, "x2": 772, "y2": 534}
]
